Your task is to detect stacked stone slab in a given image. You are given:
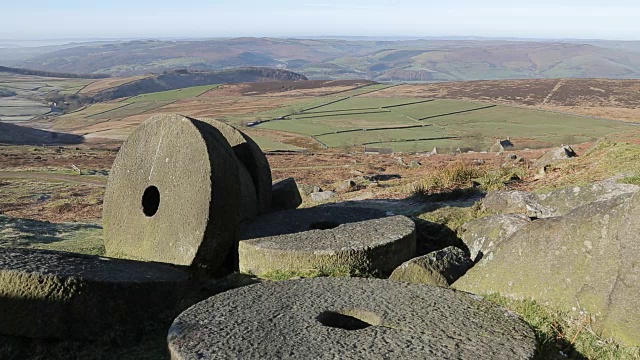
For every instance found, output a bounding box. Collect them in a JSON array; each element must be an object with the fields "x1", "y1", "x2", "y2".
[
  {"x1": 239, "y1": 205, "x2": 416, "y2": 276},
  {"x1": 168, "y1": 277, "x2": 537, "y2": 359},
  {"x1": 103, "y1": 114, "x2": 272, "y2": 272},
  {"x1": 0, "y1": 248, "x2": 188, "y2": 340}
]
